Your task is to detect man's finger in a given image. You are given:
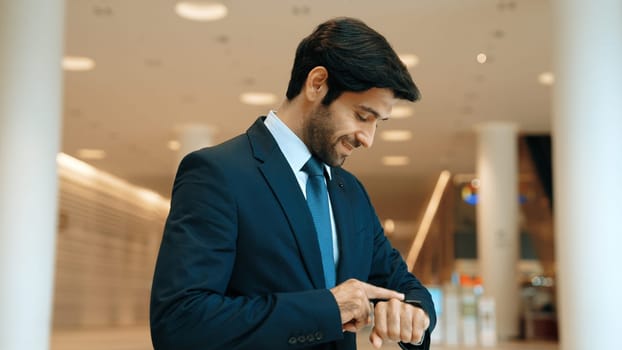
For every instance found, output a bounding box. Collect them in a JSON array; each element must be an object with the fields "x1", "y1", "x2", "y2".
[
  {"x1": 343, "y1": 322, "x2": 357, "y2": 333},
  {"x1": 400, "y1": 303, "x2": 414, "y2": 343},
  {"x1": 372, "y1": 301, "x2": 388, "y2": 339},
  {"x1": 412, "y1": 307, "x2": 429, "y2": 343},
  {"x1": 361, "y1": 283, "x2": 404, "y2": 301},
  {"x1": 386, "y1": 299, "x2": 401, "y2": 341},
  {"x1": 369, "y1": 329, "x2": 383, "y2": 349}
]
